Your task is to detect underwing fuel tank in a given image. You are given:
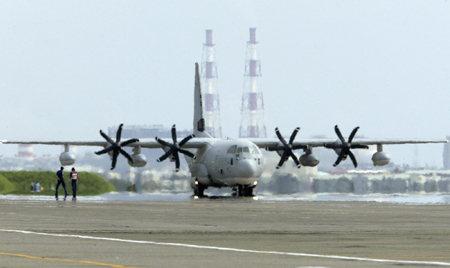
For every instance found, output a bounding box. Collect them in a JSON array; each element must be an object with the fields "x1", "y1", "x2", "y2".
[
  {"x1": 128, "y1": 154, "x2": 147, "y2": 167},
  {"x1": 372, "y1": 151, "x2": 391, "y2": 166},
  {"x1": 299, "y1": 153, "x2": 320, "y2": 167}
]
